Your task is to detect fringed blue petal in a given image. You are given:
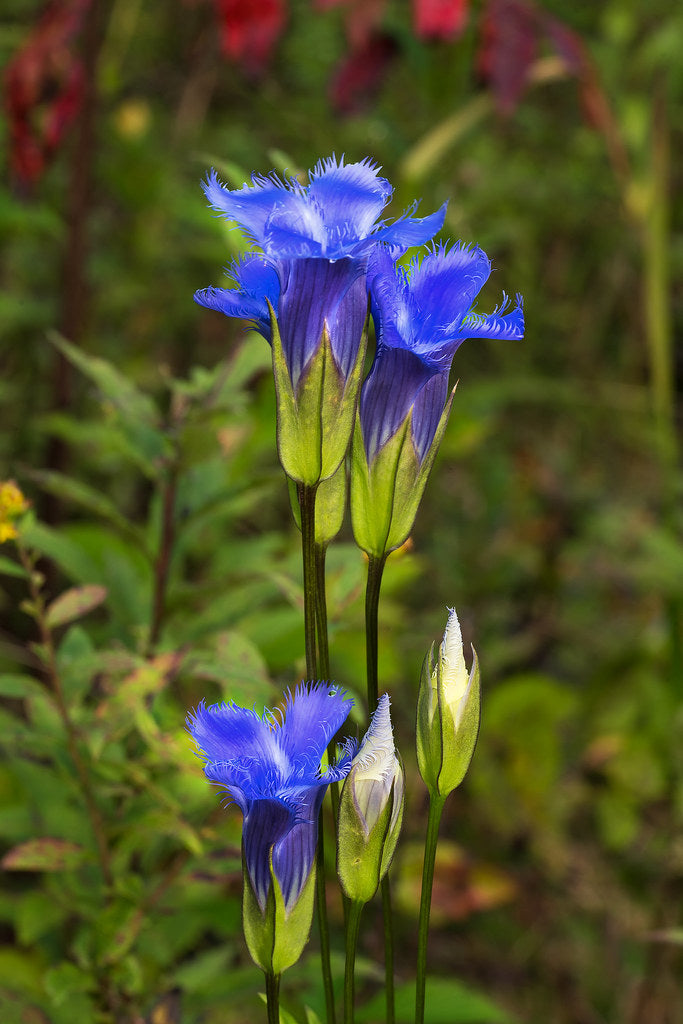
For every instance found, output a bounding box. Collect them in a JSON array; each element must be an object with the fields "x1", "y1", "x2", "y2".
[
  {"x1": 194, "y1": 255, "x2": 280, "y2": 340},
  {"x1": 307, "y1": 155, "x2": 392, "y2": 242},
  {"x1": 456, "y1": 292, "x2": 525, "y2": 341},
  {"x1": 202, "y1": 168, "x2": 296, "y2": 248},
  {"x1": 374, "y1": 201, "x2": 448, "y2": 256},
  {"x1": 279, "y1": 682, "x2": 355, "y2": 767}
]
